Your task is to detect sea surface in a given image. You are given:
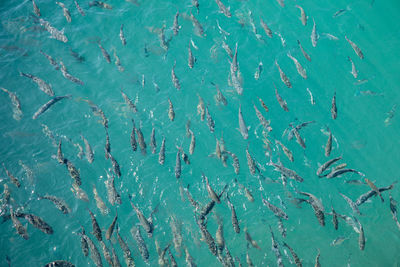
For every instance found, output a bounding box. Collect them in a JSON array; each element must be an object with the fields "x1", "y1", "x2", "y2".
[{"x1": 1, "y1": 0, "x2": 400, "y2": 266}]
